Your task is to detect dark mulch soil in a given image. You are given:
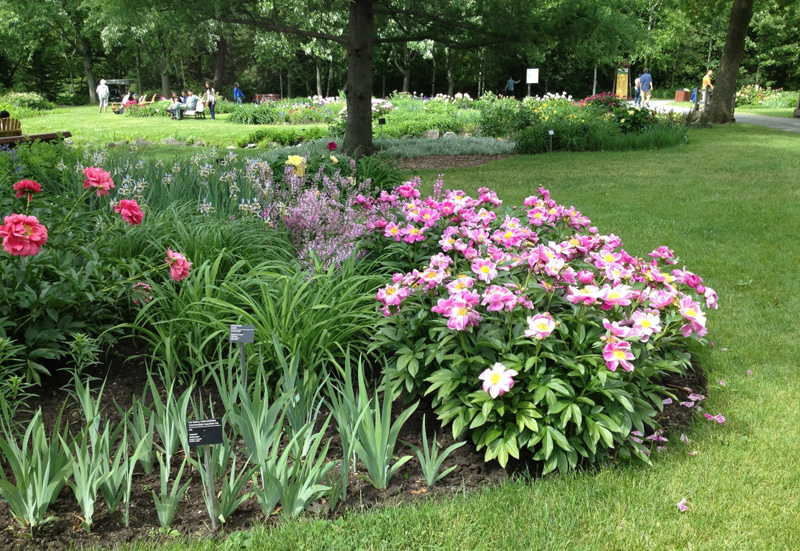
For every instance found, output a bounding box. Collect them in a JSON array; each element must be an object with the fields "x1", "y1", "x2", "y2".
[
  {"x1": 0, "y1": 343, "x2": 707, "y2": 550},
  {"x1": 394, "y1": 154, "x2": 515, "y2": 171}
]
